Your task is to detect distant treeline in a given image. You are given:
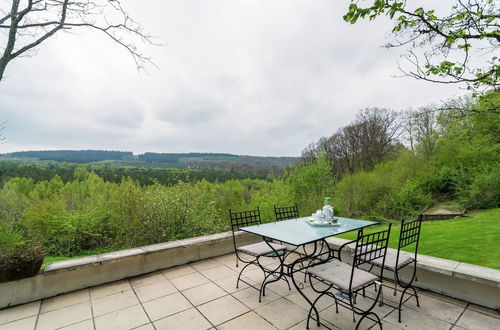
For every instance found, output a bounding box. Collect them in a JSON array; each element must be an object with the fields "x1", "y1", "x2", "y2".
[
  {"x1": 139, "y1": 152, "x2": 238, "y2": 163},
  {"x1": 0, "y1": 161, "x2": 268, "y2": 186},
  {"x1": 9, "y1": 150, "x2": 133, "y2": 163},
  {"x1": 3, "y1": 150, "x2": 297, "y2": 173},
  {"x1": 5, "y1": 150, "x2": 296, "y2": 164}
]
